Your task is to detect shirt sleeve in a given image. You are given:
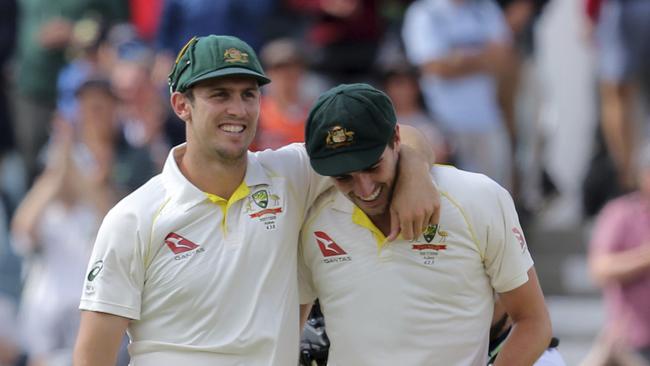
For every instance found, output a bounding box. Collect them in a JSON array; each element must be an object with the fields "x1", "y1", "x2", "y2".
[
  {"x1": 79, "y1": 207, "x2": 146, "y2": 320},
  {"x1": 482, "y1": 181, "x2": 534, "y2": 293},
  {"x1": 402, "y1": 1, "x2": 449, "y2": 65},
  {"x1": 298, "y1": 236, "x2": 317, "y2": 305},
  {"x1": 253, "y1": 143, "x2": 332, "y2": 215},
  {"x1": 589, "y1": 200, "x2": 627, "y2": 255}
]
